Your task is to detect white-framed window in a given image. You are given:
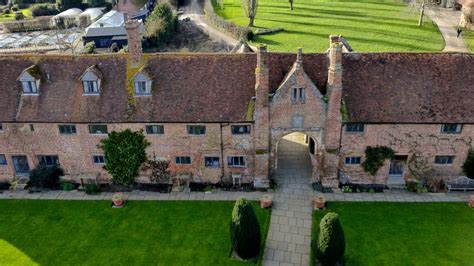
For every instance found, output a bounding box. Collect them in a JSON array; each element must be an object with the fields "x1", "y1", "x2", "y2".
[
  {"x1": 133, "y1": 71, "x2": 152, "y2": 96},
  {"x1": 37, "y1": 155, "x2": 59, "y2": 167},
  {"x1": 227, "y1": 156, "x2": 245, "y2": 167},
  {"x1": 83, "y1": 80, "x2": 99, "y2": 94},
  {"x1": 299, "y1": 87, "x2": 306, "y2": 102},
  {"x1": 204, "y1": 157, "x2": 220, "y2": 167},
  {"x1": 89, "y1": 125, "x2": 108, "y2": 134},
  {"x1": 145, "y1": 125, "x2": 164, "y2": 134},
  {"x1": 187, "y1": 125, "x2": 206, "y2": 135},
  {"x1": 93, "y1": 155, "x2": 106, "y2": 164},
  {"x1": 175, "y1": 156, "x2": 191, "y2": 164},
  {"x1": 345, "y1": 124, "x2": 364, "y2": 133},
  {"x1": 440, "y1": 124, "x2": 462, "y2": 134},
  {"x1": 58, "y1": 125, "x2": 77, "y2": 135},
  {"x1": 21, "y1": 81, "x2": 38, "y2": 94},
  {"x1": 434, "y1": 155, "x2": 454, "y2": 165},
  {"x1": 344, "y1": 156, "x2": 361, "y2": 165},
  {"x1": 231, "y1": 125, "x2": 251, "y2": 135}
]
